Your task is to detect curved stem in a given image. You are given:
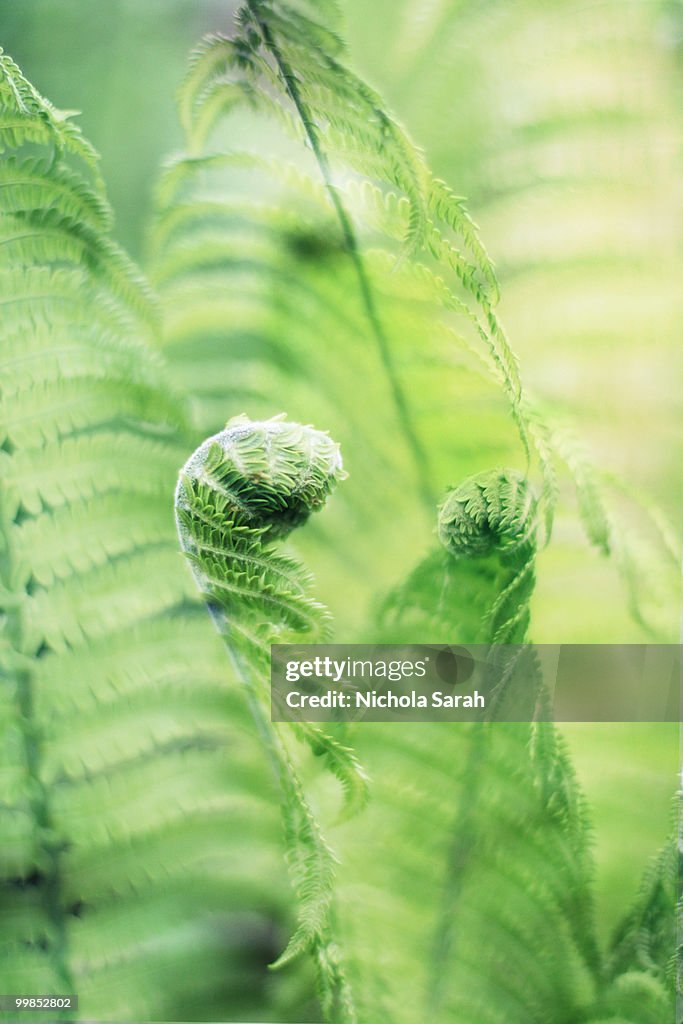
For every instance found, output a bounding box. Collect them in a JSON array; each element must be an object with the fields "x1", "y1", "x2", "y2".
[{"x1": 249, "y1": 2, "x2": 435, "y2": 511}]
